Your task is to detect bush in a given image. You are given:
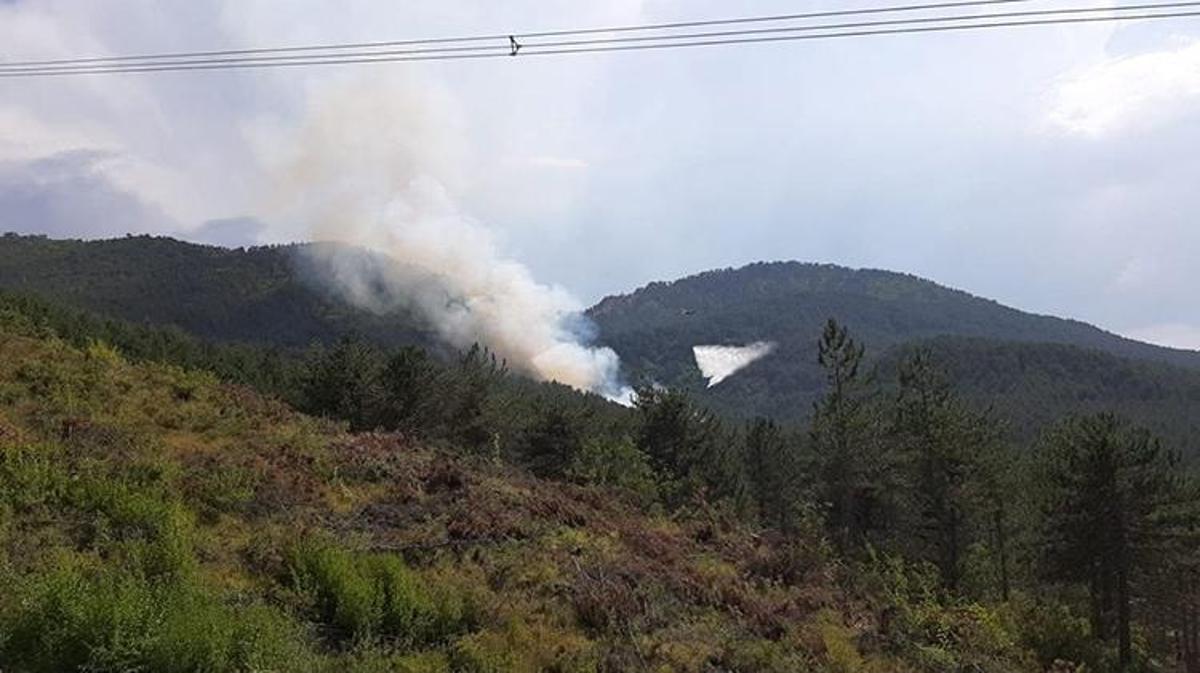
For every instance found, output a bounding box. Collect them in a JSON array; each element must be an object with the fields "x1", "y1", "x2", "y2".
[
  {"x1": 0, "y1": 560, "x2": 317, "y2": 673},
  {"x1": 449, "y1": 617, "x2": 598, "y2": 673},
  {"x1": 567, "y1": 436, "x2": 658, "y2": 505},
  {"x1": 287, "y1": 539, "x2": 475, "y2": 645},
  {"x1": 1004, "y1": 595, "x2": 1108, "y2": 672},
  {"x1": 340, "y1": 649, "x2": 452, "y2": 673},
  {"x1": 0, "y1": 443, "x2": 69, "y2": 511},
  {"x1": 71, "y1": 478, "x2": 196, "y2": 578},
  {"x1": 857, "y1": 552, "x2": 1036, "y2": 672}
]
